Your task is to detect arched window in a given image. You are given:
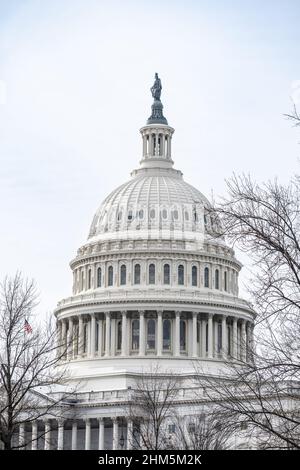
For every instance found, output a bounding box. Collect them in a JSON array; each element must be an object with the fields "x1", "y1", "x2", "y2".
[
  {"x1": 204, "y1": 267, "x2": 209, "y2": 288},
  {"x1": 88, "y1": 269, "x2": 91, "y2": 289},
  {"x1": 163, "y1": 319, "x2": 171, "y2": 351},
  {"x1": 215, "y1": 269, "x2": 219, "y2": 289},
  {"x1": 131, "y1": 319, "x2": 139, "y2": 350},
  {"x1": 224, "y1": 271, "x2": 228, "y2": 291},
  {"x1": 180, "y1": 320, "x2": 187, "y2": 351},
  {"x1": 108, "y1": 266, "x2": 113, "y2": 286},
  {"x1": 134, "y1": 264, "x2": 141, "y2": 284},
  {"x1": 163, "y1": 264, "x2": 170, "y2": 284},
  {"x1": 117, "y1": 320, "x2": 122, "y2": 351},
  {"x1": 149, "y1": 264, "x2": 155, "y2": 284},
  {"x1": 178, "y1": 265, "x2": 184, "y2": 285},
  {"x1": 192, "y1": 266, "x2": 197, "y2": 286},
  {"x1": 97, "y1": 267, "x2": 102, "y2": 287},
  {"x1": 147, "y1": 319, "x2": 156, "y2": 350},
  {"x1": 120, "y1": 265, "x2": 126, "y2": 285}
]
